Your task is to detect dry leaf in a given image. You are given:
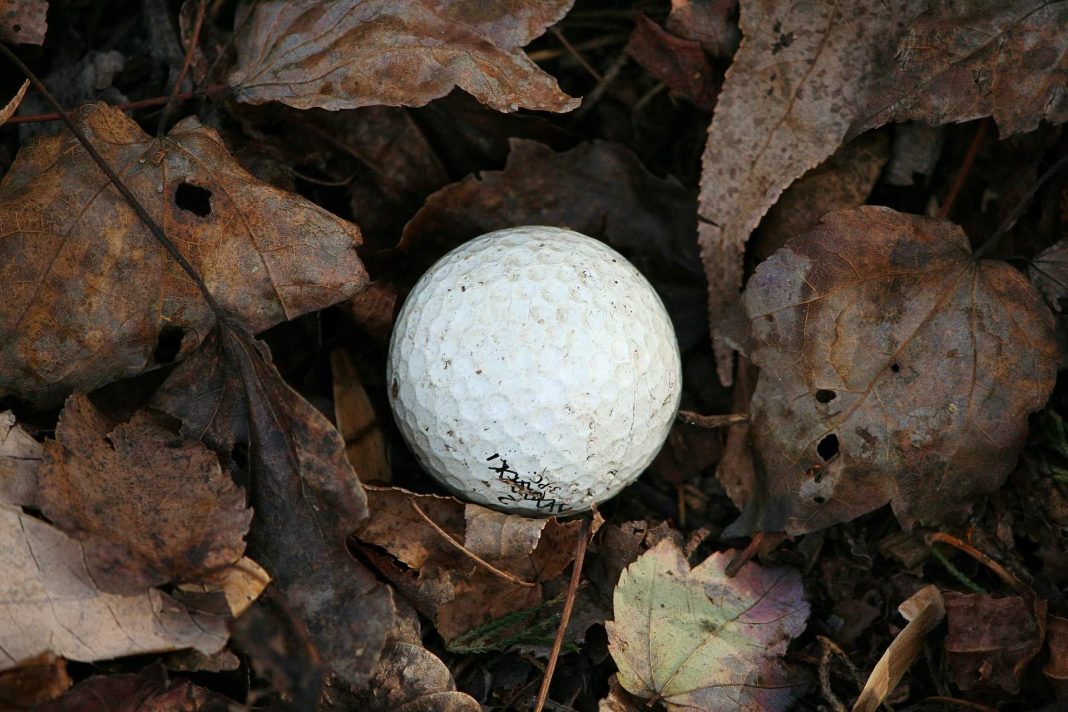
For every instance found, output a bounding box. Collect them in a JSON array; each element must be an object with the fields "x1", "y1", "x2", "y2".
[
  {"x1": 400, "y1": 138, "x2": 708, "y2": 349},
  {"x1": 0, "y1": 410, "x2": 40, "y2": 507},
  {"x1": 1045, "y1": 615, "x2": 1068, "y2": 697},
  {"x1": 0, "y1": 80, "x2": 29, "y2": 127},
  {"x1": 728, "y1": 207, "x2": 1057, "y2": 535},
  {"x1": 0, "y1": 0, "x2": 46, "y2": 44},
  {"x1": 0, "y1": 504, "x2": 229, "y2": 670},
  {"x1": 331, "y1": 348, "x2": 390, "y2": 483},
  {"x1": 0, "y1": 653, "x2": 71, "y2": 709},
  {"x1": 944, "y1": 592, "x2": 1047, "y2": 693},
  {"x1": 37, "y1": 394, "x2": 251, "y2": 594},
  {"x1": 0, "y1": 102, "x2": 366, "y2": 407},
  {"x1": 853, "y1": 585, "x2": 945, "y2": 712},
  {"x1": 228, "y1": 0, "x2": 579, "y2": 113},
  {"x1": 666, "y1": 0, "x2": 738, "y2": 57},
  {"x1": 696, "y1": 0, "x2": 923, "y2": 384},
  {"x1": 346, "y1": 282, "x2": 398, "y2": 342},
  {"x1": 606, "y1": 539, "x2": 810, "y2": 711},
  {"x1": 1030, "y1": 237, "x2": 1068, "y2": 312},
  {"x1": 34, "y1": 663, "x2": 233, "y2": 712},
  {"x1": 853, "y1": 0, "x2": 1068, "y2": 138},
  {"x1": 357, "y1": 486, "x2": 582, "y2": 644},
  {"x1": 627, "y1": 13, "x2": 719, "y2": 112},
  {"x1": 155, "y1": 327, "x2": 394, "y2": 688}
]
